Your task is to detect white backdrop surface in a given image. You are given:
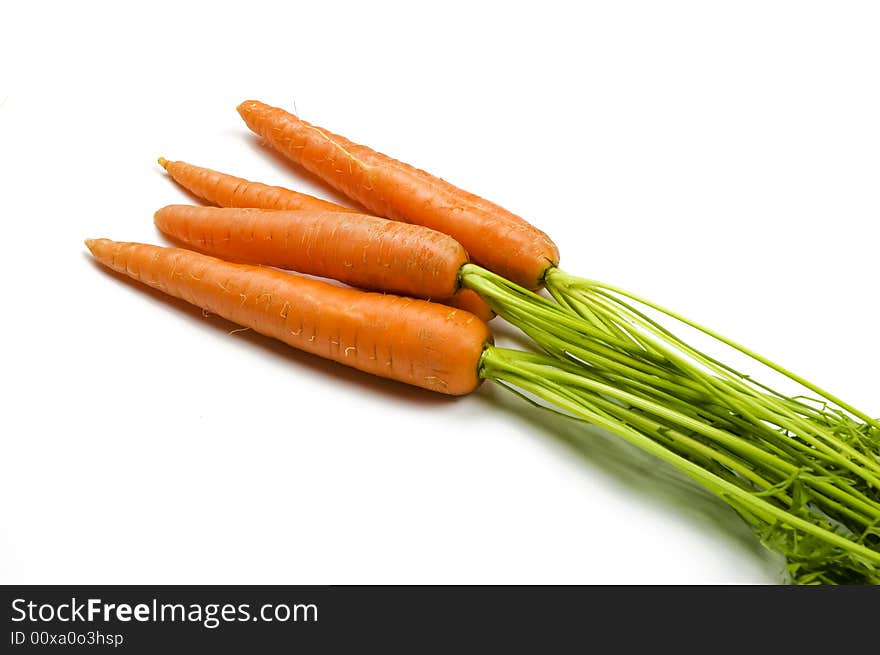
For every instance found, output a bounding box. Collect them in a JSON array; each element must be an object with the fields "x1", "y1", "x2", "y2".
[{"x1": 1, "y1": 1, "x2": 878, "y2": 584}]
